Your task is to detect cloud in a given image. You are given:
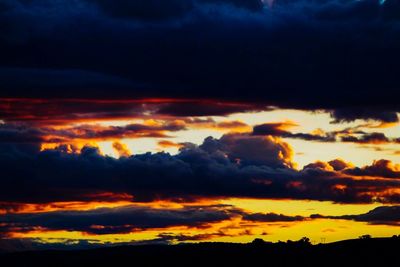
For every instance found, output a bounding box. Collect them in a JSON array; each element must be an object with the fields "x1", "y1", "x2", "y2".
[
  {"x1": 303, "y1": 161, "x2": 336, "y2": 172},
  {"x1": 252, "y1": 122, "x2": 400, "y2": 144},
  {"x1": 0, "y1": 98, "x2": 150, "y2": 125},
  {"x1": 155, "y1": 101, "x2": 267, "y2": 117},
  {"x1": 341, "y1": 132, "x2": 389, "y2": 144},
  {"x1": 0, "y1": 121, "x2": 186, "y2": 145},
  {"x1": 1, "y1": 1, "x2": 400, "y2": 121},
  {"x1": 200, "y1": 133, "x2": 295, "y2": 168},
  {"x1": 158, "y1": 140, "x2": 185, "y2": 149},
  {"x1": 89, "y1": 0, "x2": 195, "y2": 21},
  {"x1": 0, "y1": 98, "x2": 268, "y2": 124},
  {"x1": 1, "y1": 133, "x2": 400, "y2": 205},
  {"x1": 252, "y1": 122, "x2": 336, "y2": 142},
  {"x1": 304, "y1": 158, "x2": 400, "y2": 179},
  {"x1": 180, "y1": 118, "x2": 251, "y2": 132},
  {"x1": 344, "y1": 159, "x2": 400, "y2": 179},
  {"x1": 311, "y1": 205, "x2": 400, "y2": 226},
  {"x1": 0, "y1": 204, "x2": 237, "y2": 236},
  {"x1": 341, "y1": 132, "x2": 400, "y2": 144},
  {"x1": 89, "y1": 0, "x2": 263, "y2": 21},
  {"x1": 241, "y1": 212, "x2": 304, "y2": 222},
  {"x1": 112, "y1": 141, "x2": 131, "y2": 157},
  {"x1": 330, "y1": 108, "x2": 399, "y2": 123},
  {"x1": 0, "y1": 203, "x2": 307, "y2": 236},
  {"x1": 328, "y1": 159, "x2": 354, "y2": 171},
  {"x1": 0, "y1": 123, "x2": 45, "y2": 143}
]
